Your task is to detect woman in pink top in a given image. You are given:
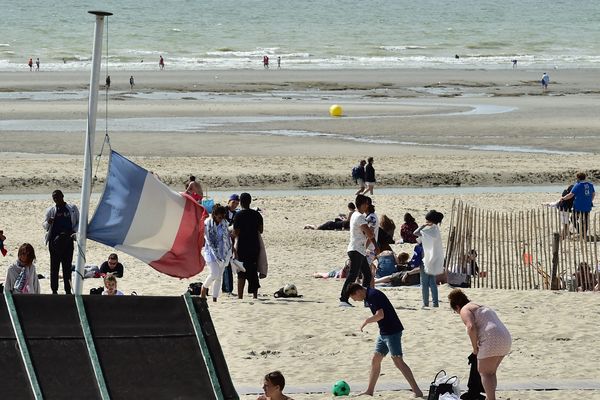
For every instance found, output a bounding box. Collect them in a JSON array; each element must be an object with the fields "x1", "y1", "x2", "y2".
[{"x1": 448, "y1": 289, "x2": 511, "y2": 400}]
